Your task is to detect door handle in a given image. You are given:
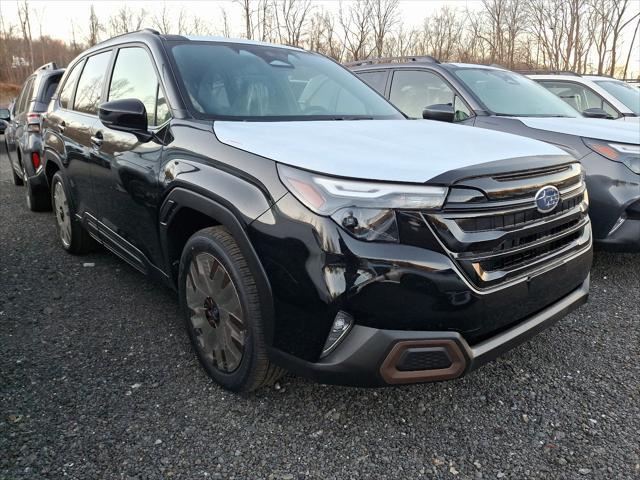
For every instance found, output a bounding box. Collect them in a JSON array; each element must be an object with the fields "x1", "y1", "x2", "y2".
[{"x1": 59, "y1": 121, "x2": 66, "y2": 133}]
